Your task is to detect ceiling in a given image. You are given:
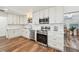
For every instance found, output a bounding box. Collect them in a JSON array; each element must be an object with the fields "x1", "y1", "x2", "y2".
[
  {"x1": 64, "y1": 6, "x2": 79, "y2": 19},
  {"x1": 0, "y1": 6, "x2": 50, "y2": 16},
  {"x1": 64, "y1": 6, "x2": 79, "y2": 13},
  {"x1": 0, "y1": 6, "x2": 79, "y2": 18}
]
